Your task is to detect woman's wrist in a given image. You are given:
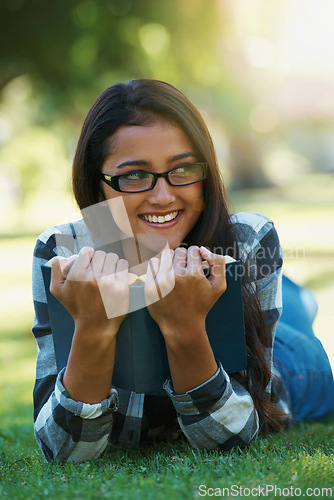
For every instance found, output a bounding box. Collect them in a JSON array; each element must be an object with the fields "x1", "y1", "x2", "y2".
[
  {"x1": 159, "y1": 318, "x2": 207, "y2": 347},
  {"x1": 161, "y1": 322, "x2": 217, "y2": 393},
  {"x1": 63, "y1": 362, "x2": 115, "y2": 404},
  {"x1": 73, "y1": 318, "x2": 121, "y2": 344},
  {"x1": 166, "y1": 345, "x2": 218, "y2": 394},
  {"x1": 63, "y1": 333, "x2": 117, "y2": 403}
]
